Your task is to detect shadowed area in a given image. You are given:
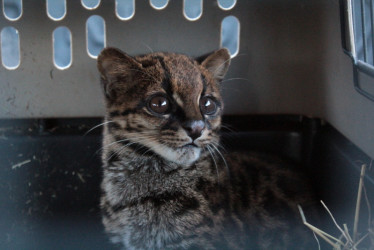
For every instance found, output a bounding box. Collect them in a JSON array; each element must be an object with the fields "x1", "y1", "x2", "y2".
[{"x1": 0, "y1": 116, "x2": 373, "y2": 249}]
